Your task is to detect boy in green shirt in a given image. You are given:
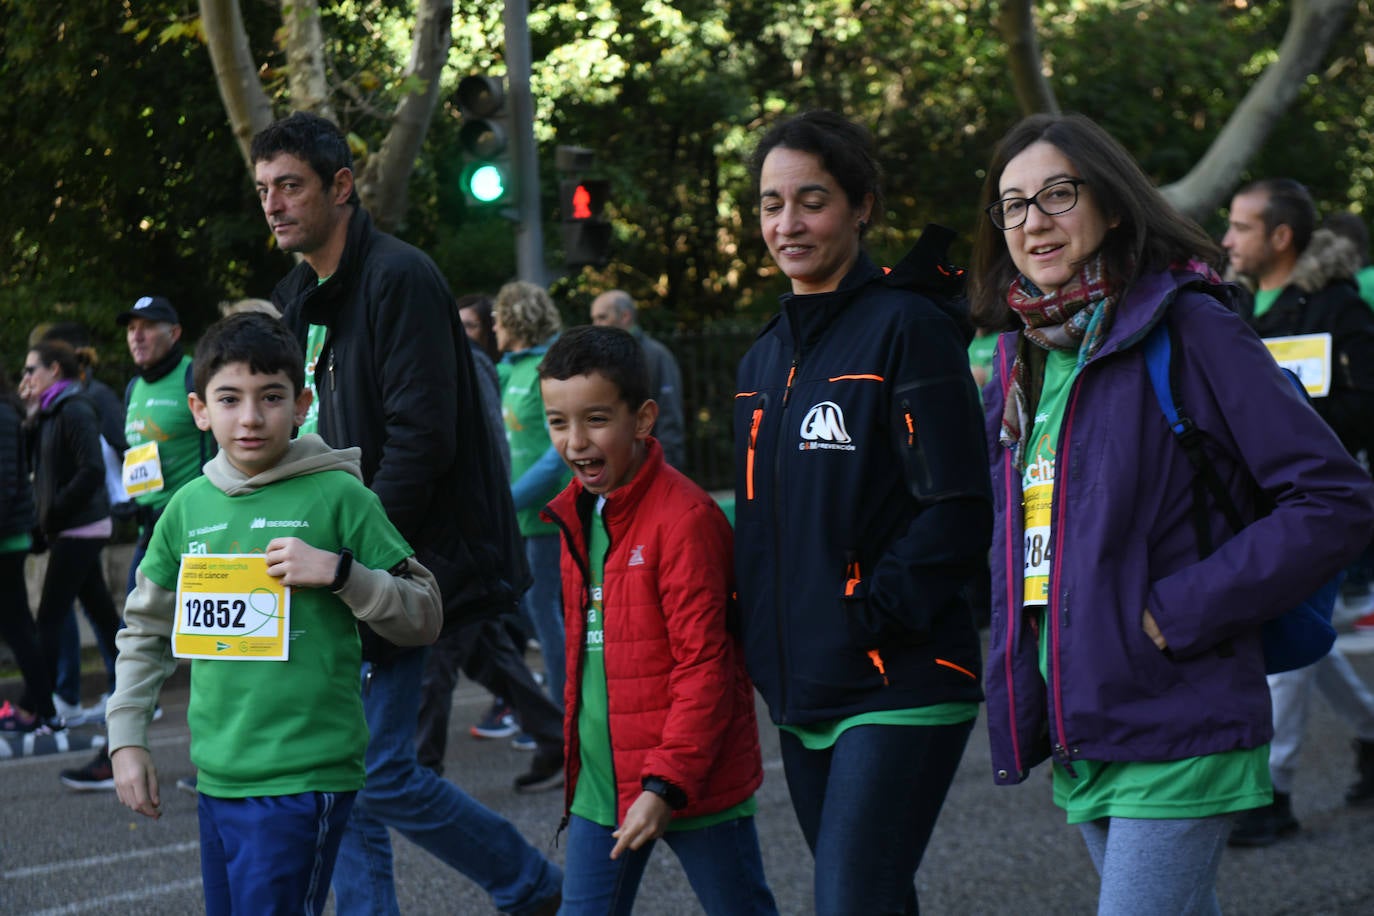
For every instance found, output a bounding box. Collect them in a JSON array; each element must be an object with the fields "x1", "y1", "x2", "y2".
[{"x1": 106, "y1": 312, "x2": 442, "y2": 916}]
